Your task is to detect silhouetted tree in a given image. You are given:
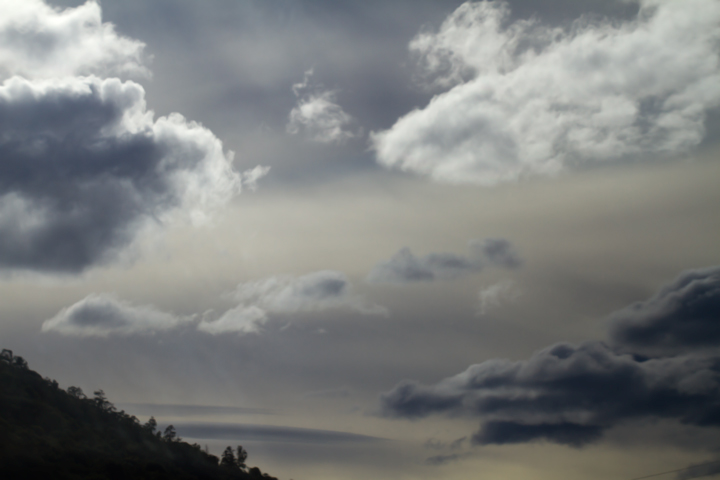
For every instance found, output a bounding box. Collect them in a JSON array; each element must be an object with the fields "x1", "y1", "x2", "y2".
[
  {"x1": 144, "y1": 416, "x2": 157, "y2": 434},
  {"x1": 12, "y1": 356, "x2": 27, "y2": 369},
  {"x1": 93, "y1": 389, "x2": 115, "y2": 412},
  {"x1": 163, "y1": 425, "x2": 177, "y2": 442},
  {"x1": 67, "y1": 386, "x2": 86, "y2": 399},
  {"x1": 236, "y1": 445, "x2": 248, "y2": 471},
  {"x1": 220, "y1": 446, "x2": 237, "y2": 468},
  {"x1": 0, "y1": 349, "x2": 12, "y2": 363}
]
